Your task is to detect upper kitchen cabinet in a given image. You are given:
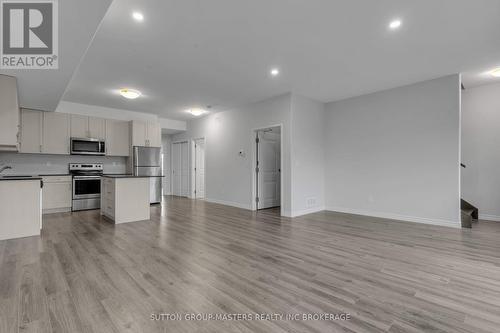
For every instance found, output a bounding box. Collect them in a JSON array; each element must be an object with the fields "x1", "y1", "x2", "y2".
[
  {"x1": 88, "y1": 117, "x2": 106, "y2": 140},
  {"x1": 105, "y1": 119, "x2": 130, "y2": 156},
  {"x1": 0, "y1": 75, "x2": 20, "y2": 151},
  {"x1": 42, "y1": 112, "x2": 70, "y2": 154},
  {"x1": 70, "y1": 115, "x2": 105, "y2": 139},
  {"x1": 20, "y1": 109, "x2": 43, "y2": 153},
  {"x1": 131, "y1": 120, "x2": 161, "y2": 147}
]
